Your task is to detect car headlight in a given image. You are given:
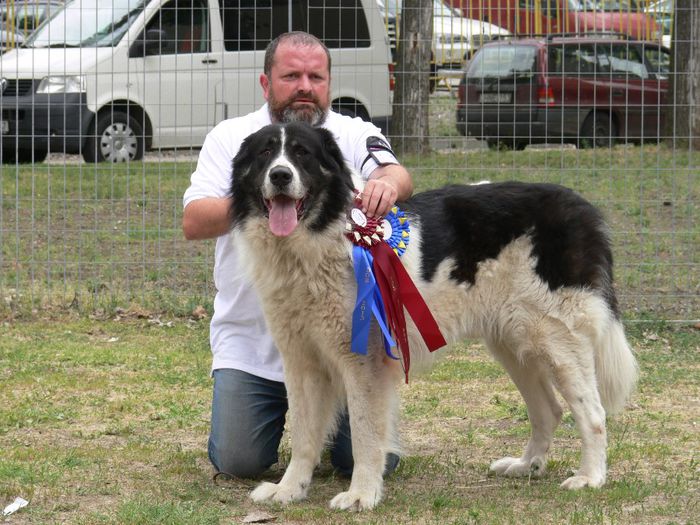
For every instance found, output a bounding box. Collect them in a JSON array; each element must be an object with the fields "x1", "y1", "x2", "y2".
[{"x1": 36, "y1": 75, "x2": 86, "y2": 94}]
